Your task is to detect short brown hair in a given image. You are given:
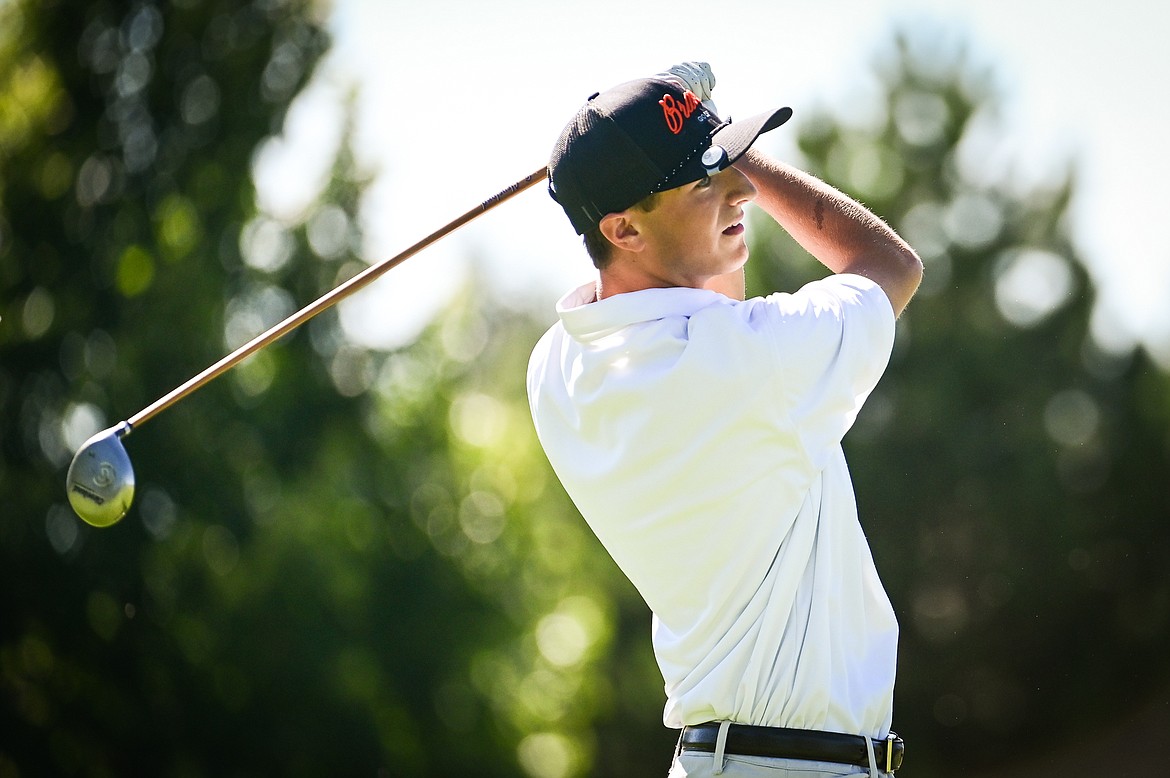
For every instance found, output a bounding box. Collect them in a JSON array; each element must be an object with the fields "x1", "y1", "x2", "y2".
[{"x1": 581, "y1": 191, "x2": 662, "y2": 269}]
